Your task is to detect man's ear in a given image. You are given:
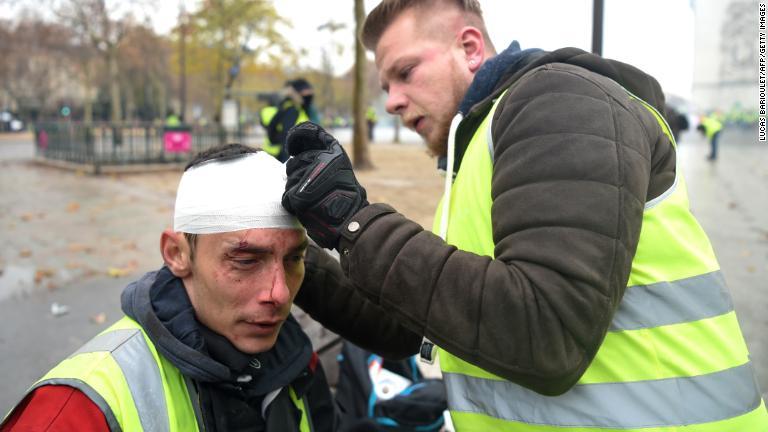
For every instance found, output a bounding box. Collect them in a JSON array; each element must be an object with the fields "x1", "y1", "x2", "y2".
[
  {"x1": 458, "y1": 26, "x2": 485, "y2": 72},
  {"x1": 160, "y1": 229, "x2": 191, "y2": 278}
]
